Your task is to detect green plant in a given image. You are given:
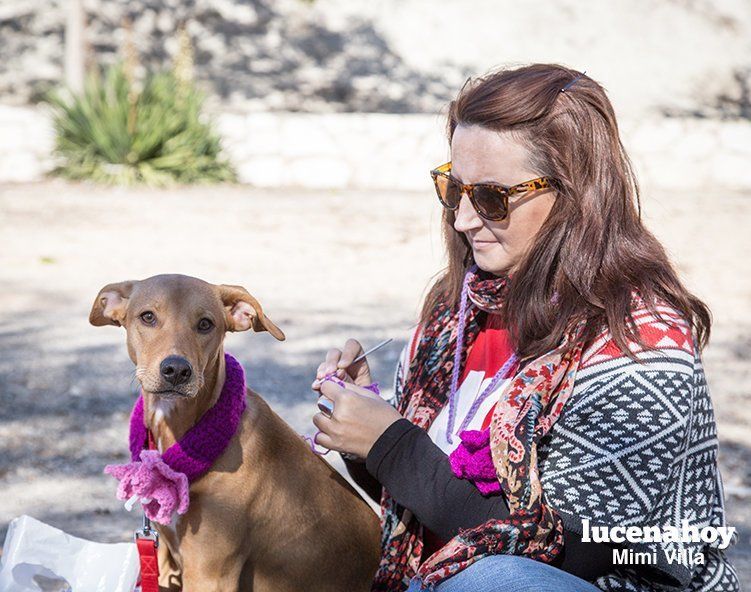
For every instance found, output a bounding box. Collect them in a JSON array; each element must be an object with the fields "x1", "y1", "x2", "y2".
[{"x1": 47, "y1": 63, "x2": 236, "y2": 186}]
